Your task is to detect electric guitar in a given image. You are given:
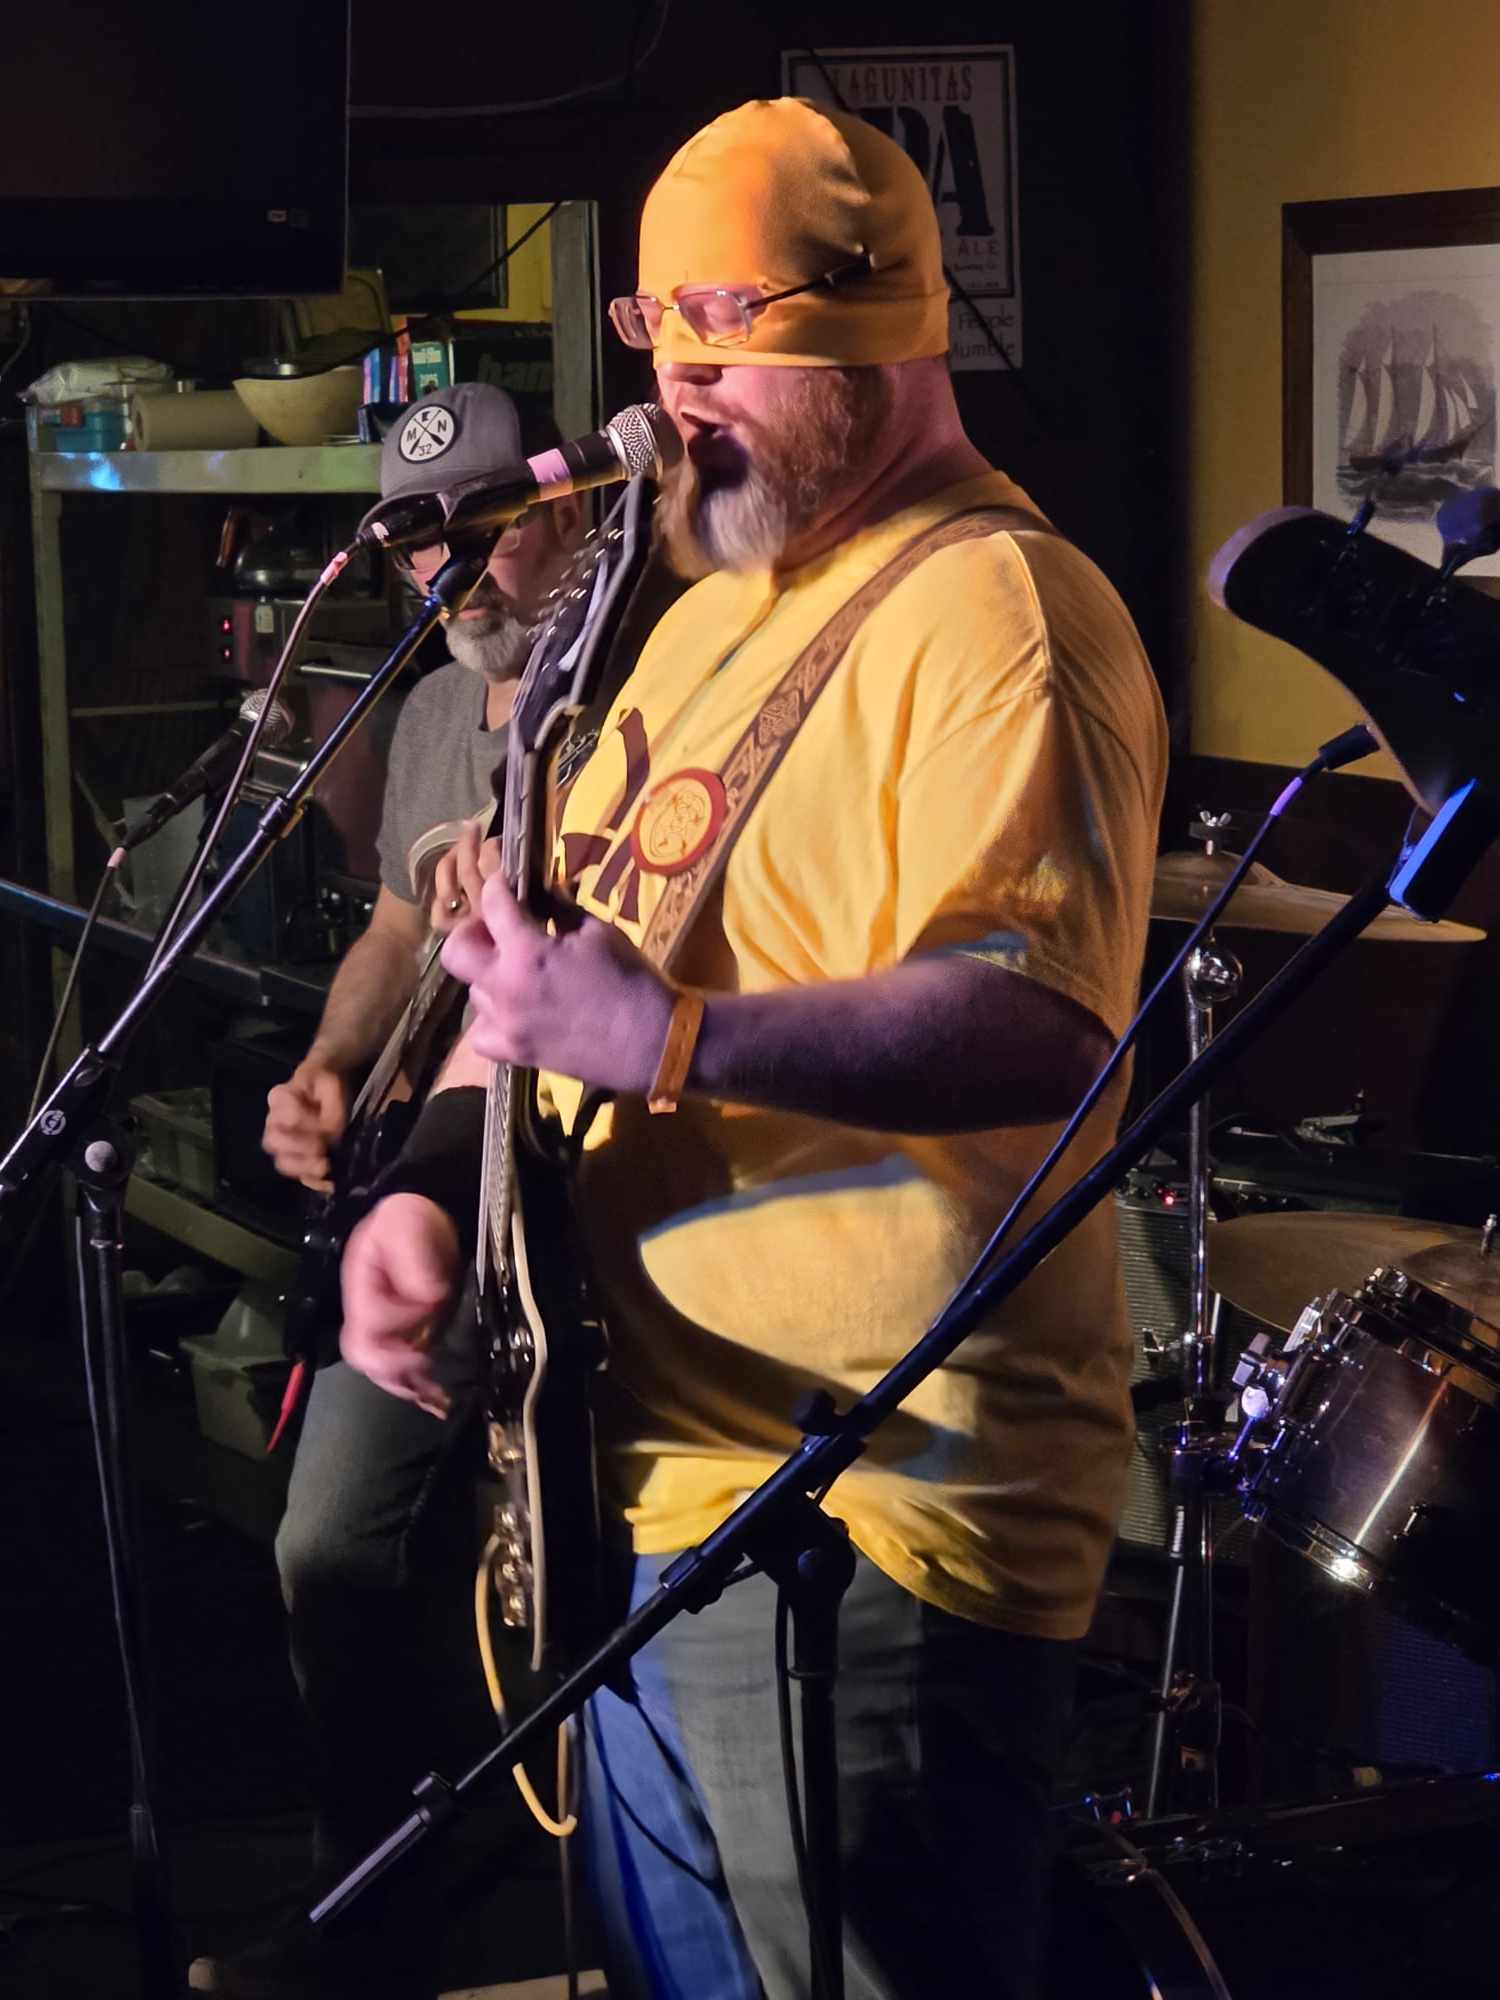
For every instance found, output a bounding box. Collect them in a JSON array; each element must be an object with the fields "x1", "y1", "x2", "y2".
[
  {"x1": 277, "y1": 821, "x2": 487, "y2": 1383},
  {"x1": 476, "y1": 476, "x2": 659, "y2": 1670}
]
